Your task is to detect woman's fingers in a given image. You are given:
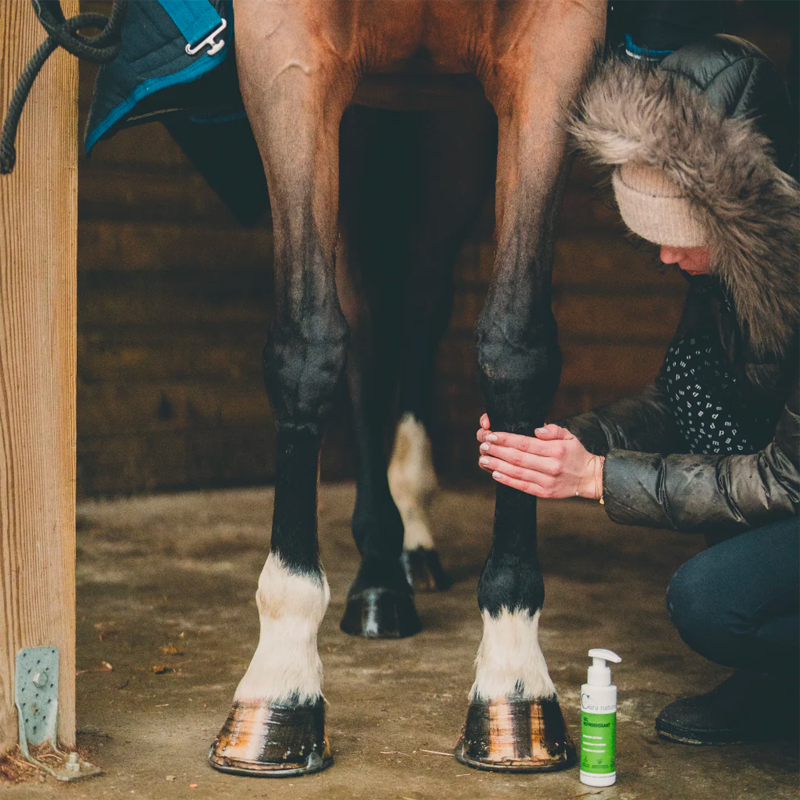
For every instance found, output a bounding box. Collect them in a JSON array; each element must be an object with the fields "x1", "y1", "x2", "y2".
[
  {"x1": 480, "y1": 422, "x2": 571, "y2": 445},
  {"x1": 479, "y1": 443, "x2": 561, "y2": 475},
  {"x1": 478, "y1": 420, "x2": 570, "y2": 448},
  {"x1": 480, "y1": 434, "x2": 564, "y2": 462},
  {"x1": 477, "y1": 414, "x2": 493, "y2": 443},
  {"x1": 478, "y1": 455, "x2": 494, "y2": 473},
  {"x1": 534, "y1": 423, "x2": 571, "y2": 440},
  {"x1": 478, "y1": 454, "x2": 555, "y2": 486},
  {"x1": 490, "y1": 469, "x2": 550, "y2": 497},
  {"x1": 477, "y1": 422, "x2": 594, "y2": 499}
]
